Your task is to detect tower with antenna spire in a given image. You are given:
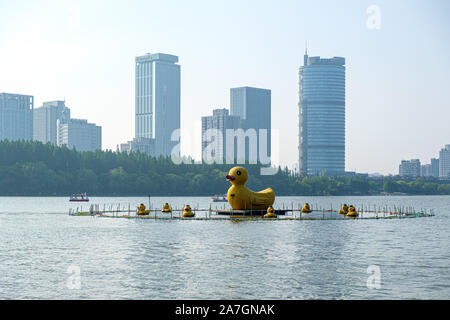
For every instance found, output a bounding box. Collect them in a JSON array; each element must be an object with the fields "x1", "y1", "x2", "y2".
[
  {"x1": 304, "y1": 41, "x2": 308, "y2": 66},
  {"x1": 298, "y1": 47, "x2": 346, "y2": 176}
]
